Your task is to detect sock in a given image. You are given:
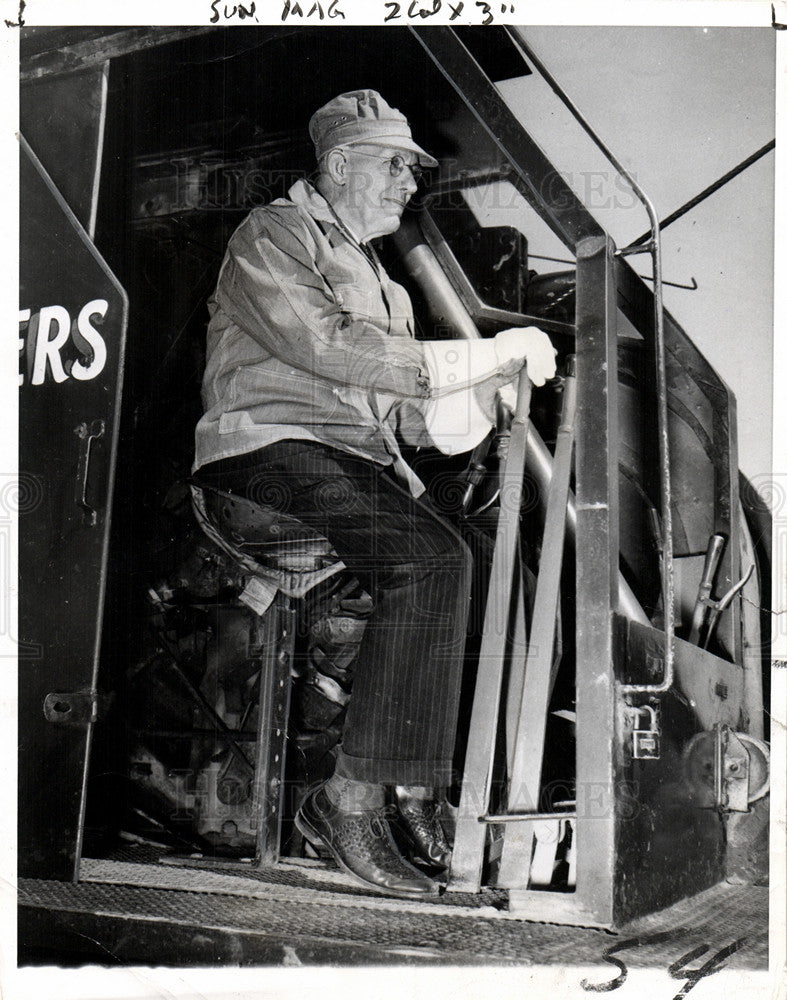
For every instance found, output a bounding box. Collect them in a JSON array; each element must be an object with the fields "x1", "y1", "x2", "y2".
[
  {"x1": 395, "y1": 785, "x2": 434, "y2": 801},
  {"x1": 324, "y1": 773, "x2": 385, "y2": 812}
]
